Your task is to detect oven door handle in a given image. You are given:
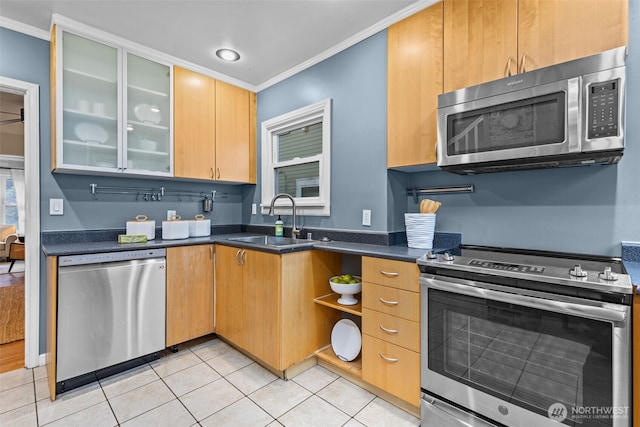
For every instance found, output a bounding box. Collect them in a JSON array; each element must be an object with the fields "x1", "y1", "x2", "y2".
[{"x1": 422, "y1": 276, "x2": 627, "y2": 323}]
